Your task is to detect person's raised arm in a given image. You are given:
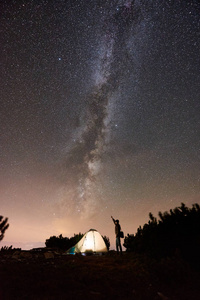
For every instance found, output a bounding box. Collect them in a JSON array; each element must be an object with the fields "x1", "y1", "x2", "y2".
[{"x1": 111, "y1": 216, "x2": 115, "y2": 224}]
